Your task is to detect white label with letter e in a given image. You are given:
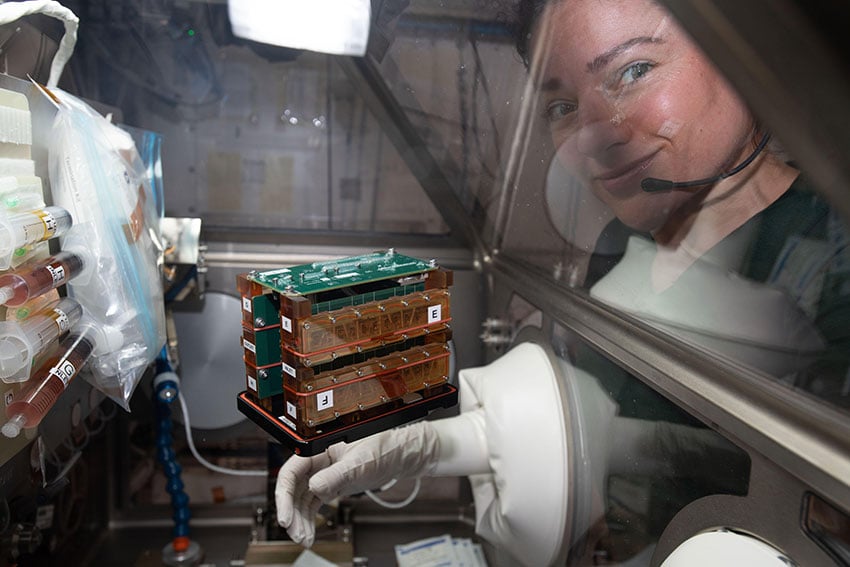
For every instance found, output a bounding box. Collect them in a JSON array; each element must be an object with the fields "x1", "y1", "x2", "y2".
[
  {"x1": 286, "y1": 401, "x2": 297, "y2": 418},
  {"x1": 242, "y1": 297, "x2": 251, "y2": 312},
  {"x1": 317, "y1": 390, "x2": 334, "y2": 410},
  {"x1": 247, "y1": 375, "x2": 257, "y2": 391},
  {"x1": 427, "y1": 304, "x2": 441, "y2": 324}
]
